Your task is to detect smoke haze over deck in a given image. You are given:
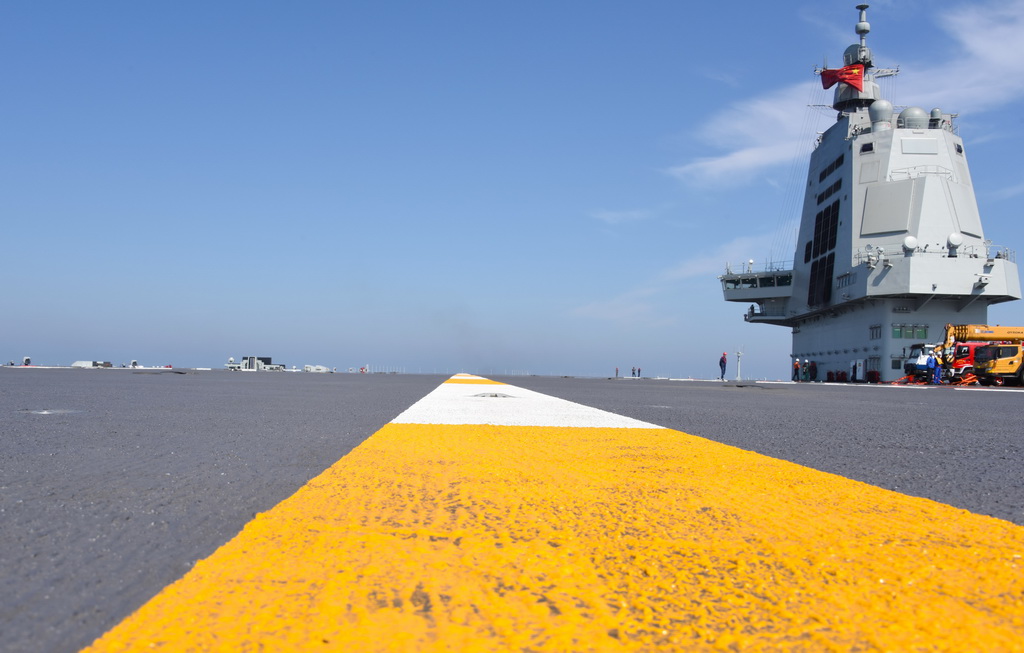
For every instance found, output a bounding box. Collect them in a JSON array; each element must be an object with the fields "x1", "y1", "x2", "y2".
[{"x1": 5, "y1": 1, "x2": 1024, "y2": 378}]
